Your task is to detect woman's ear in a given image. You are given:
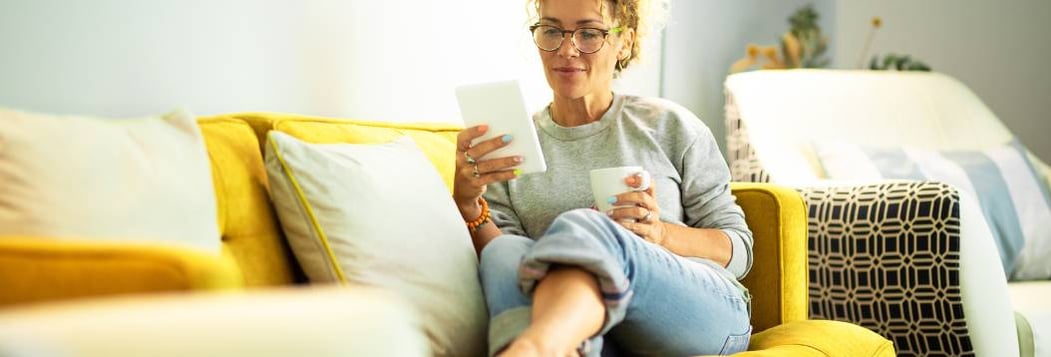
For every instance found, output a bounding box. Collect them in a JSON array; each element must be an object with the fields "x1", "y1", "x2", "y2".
[{"x1": 617, "y1": 28, "x2": 636, "y2": 61}]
